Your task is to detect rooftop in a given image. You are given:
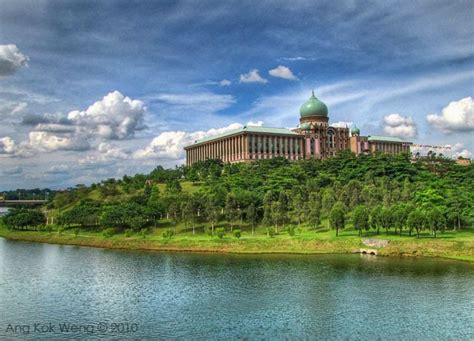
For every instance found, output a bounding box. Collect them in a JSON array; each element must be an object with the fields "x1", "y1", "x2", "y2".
[
  {"x1": 368, "y1": 135, "x2": 411, "y2": 143},
  {"x1": 192, "y1": 126, "x2": 299, "y2": 145}
]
